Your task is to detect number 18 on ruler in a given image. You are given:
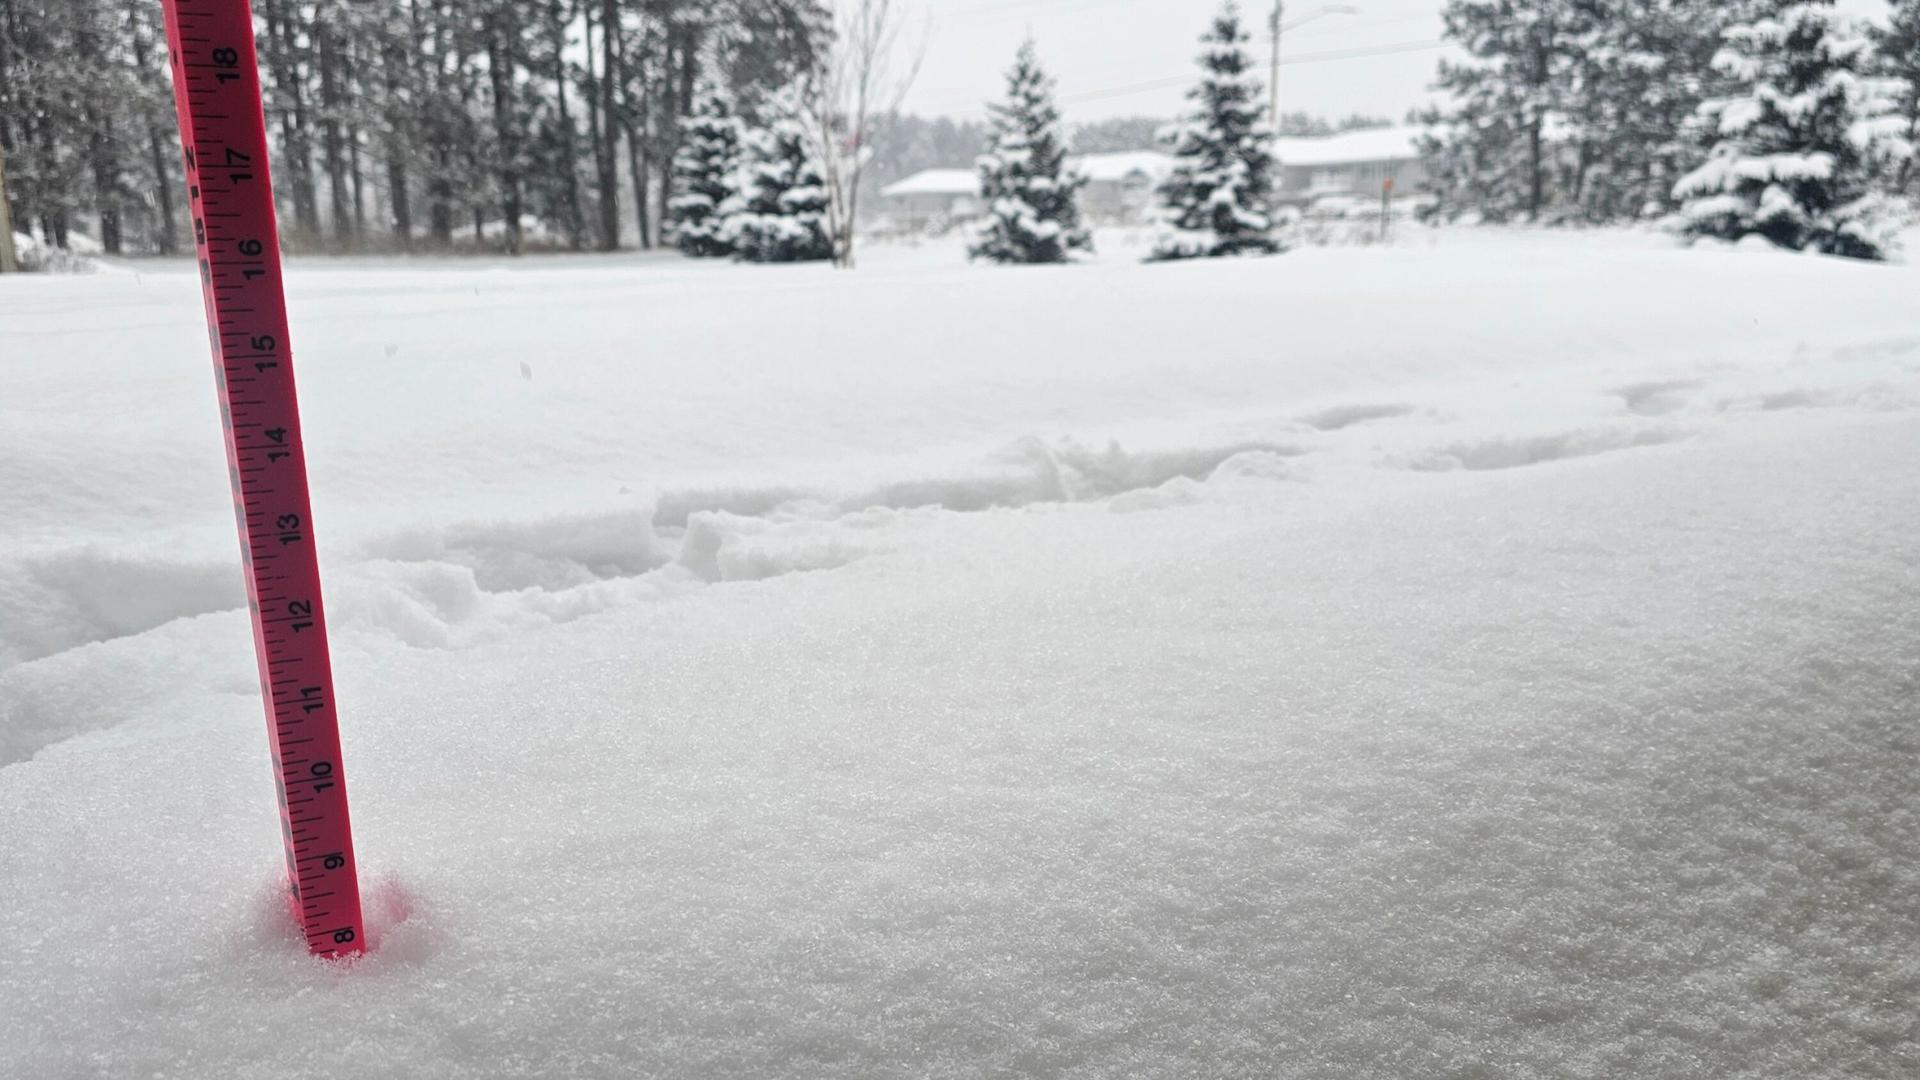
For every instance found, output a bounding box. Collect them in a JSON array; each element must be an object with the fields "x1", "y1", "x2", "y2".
[{"x1": 159, "y1": 0, "x2": 365, "y2": 958}]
